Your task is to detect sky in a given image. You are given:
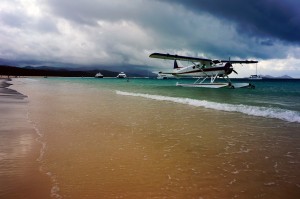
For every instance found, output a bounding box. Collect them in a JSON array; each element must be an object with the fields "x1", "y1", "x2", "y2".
[{"x1": 0, "y1": 0, "x2": 300, "y2": 77}]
